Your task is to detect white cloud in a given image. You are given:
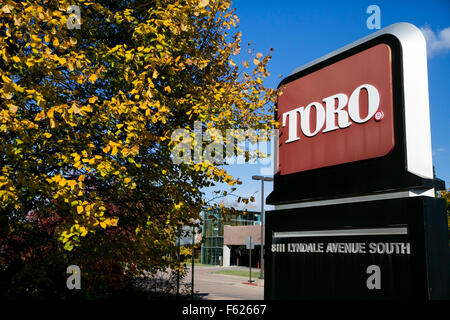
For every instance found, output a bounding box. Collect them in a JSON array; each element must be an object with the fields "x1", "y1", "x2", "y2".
[
  {"x1": 433, "y1": 147, "x2": 445, "y2": 156},
  {"x1": 420, "y1": 25, "x2": 450, "y2": 57}
]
